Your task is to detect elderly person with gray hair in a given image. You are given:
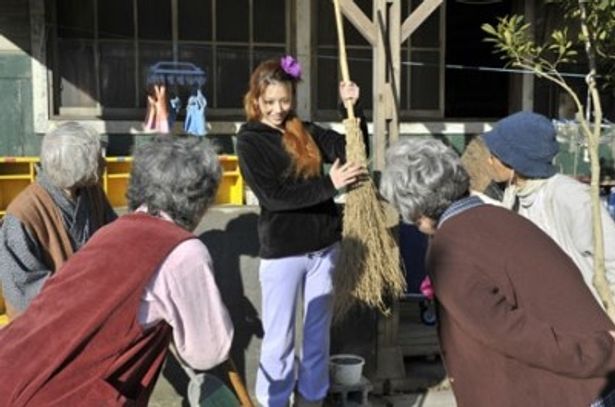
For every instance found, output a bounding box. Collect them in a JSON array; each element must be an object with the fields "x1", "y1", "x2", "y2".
[
  {"x1": 0, "y1": 122, "x2": 116, "y2": 319},
  {"x1": 0, "y1": 135, "x2": 233, "y2": 406},
  {"x1": 381, "y1": 137, "x2": 615, "y2": 407}
]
